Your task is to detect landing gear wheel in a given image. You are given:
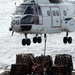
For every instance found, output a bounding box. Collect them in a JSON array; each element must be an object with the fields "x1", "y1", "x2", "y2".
[
  {"x1": 26, "y1": 39, "x2": 31, "y2": 46},
  {"x1": 22, "y1": 39, "x2": 26, "y2": 46},
  {"x1": 63, "y1": 37, "x2": 67, "y2": 44},
  {"x1": 68, "y1": 37, "x2": 72, "y2": 44},
  {"x1": 37, "y1": 37, "x2": 42, "y2": 43},
  {"x1": 33, "y1": 37, "x2": 37, "y2": 43}
]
